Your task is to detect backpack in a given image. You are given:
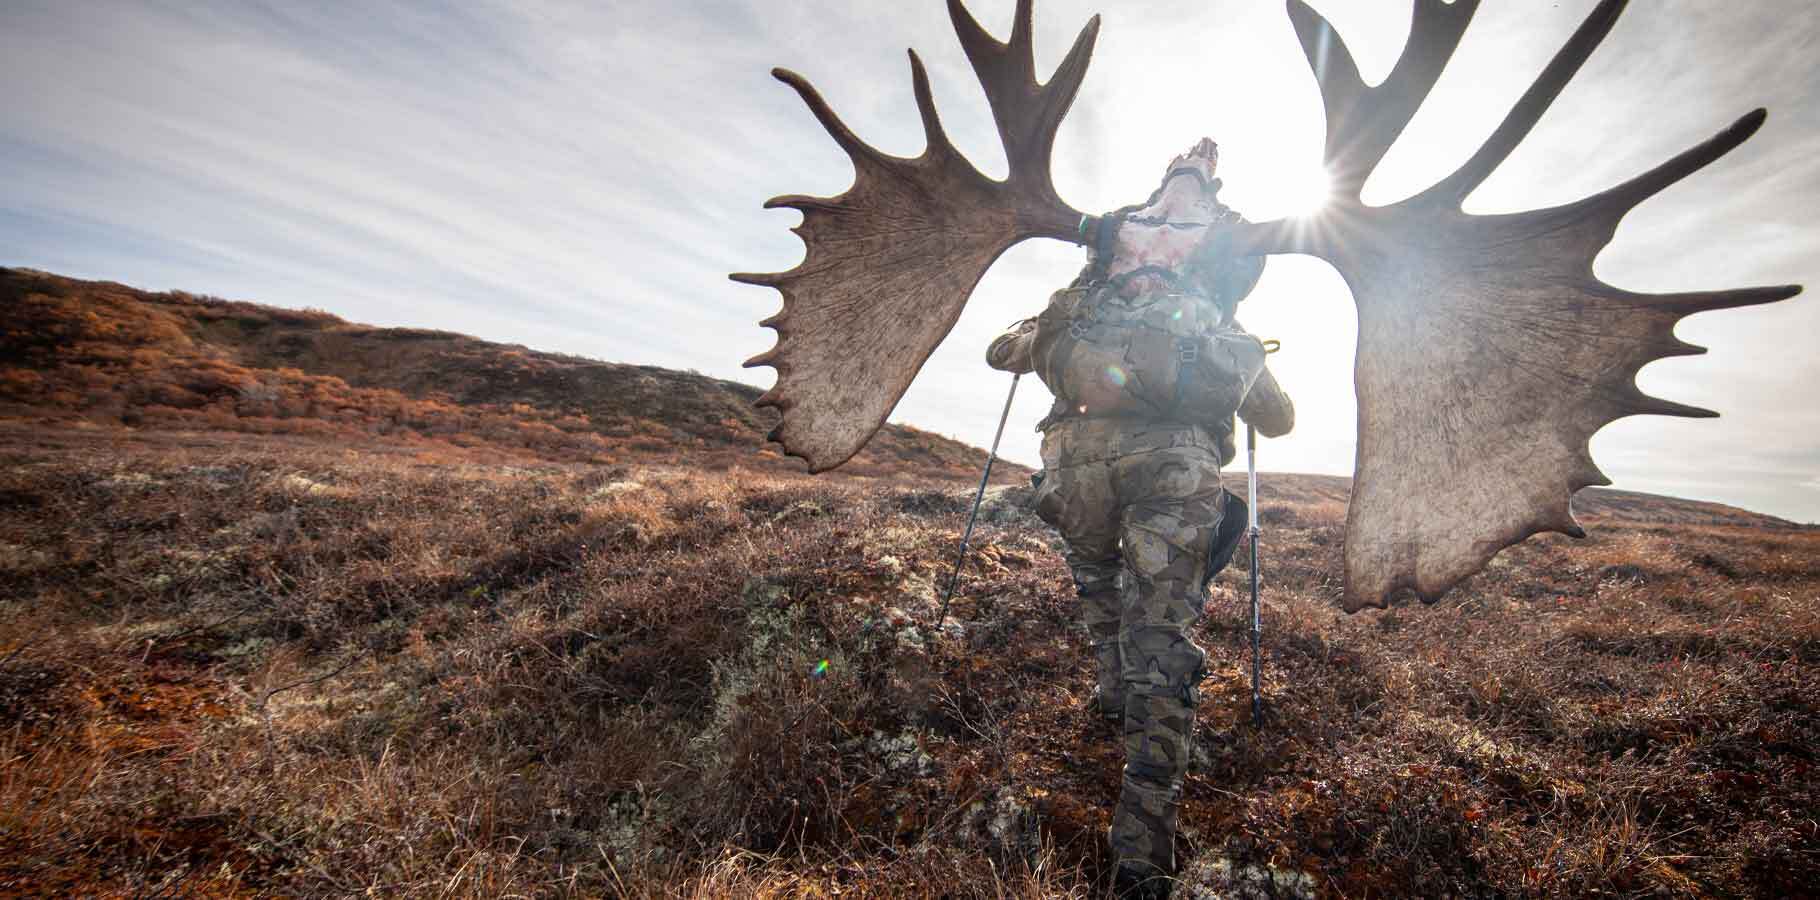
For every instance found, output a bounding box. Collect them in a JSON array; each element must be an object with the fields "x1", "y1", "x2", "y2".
[{"x1": 1030, "y1": 281, "x2": 1266, "y2": 424}]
